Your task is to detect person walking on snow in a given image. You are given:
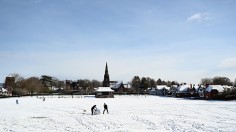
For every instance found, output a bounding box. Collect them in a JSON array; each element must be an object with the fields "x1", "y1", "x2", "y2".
[
  {"x1": 91, "y1": 105, "x2": 97, "y2": 115},
  {"x1": 103, "y1": 103, "x2": 109, "y2": 114}
]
